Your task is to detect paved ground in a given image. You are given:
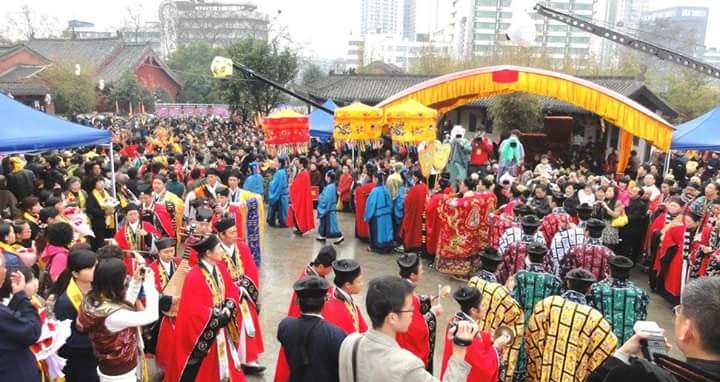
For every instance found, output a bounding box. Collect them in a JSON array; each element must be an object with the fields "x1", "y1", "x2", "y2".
[{"x1": 249, "y1": 212, "x2": 680, "y2": 381}]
